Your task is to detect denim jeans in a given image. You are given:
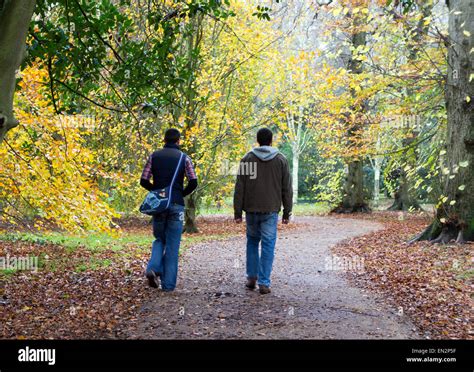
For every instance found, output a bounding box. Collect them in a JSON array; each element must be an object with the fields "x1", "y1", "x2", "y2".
[
  {"x1": 246, "y1": 212, "x2": 278, "y2": 287},
  {"x1": 146, "y1": 203, "x2": 185, "y2": 291}
]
